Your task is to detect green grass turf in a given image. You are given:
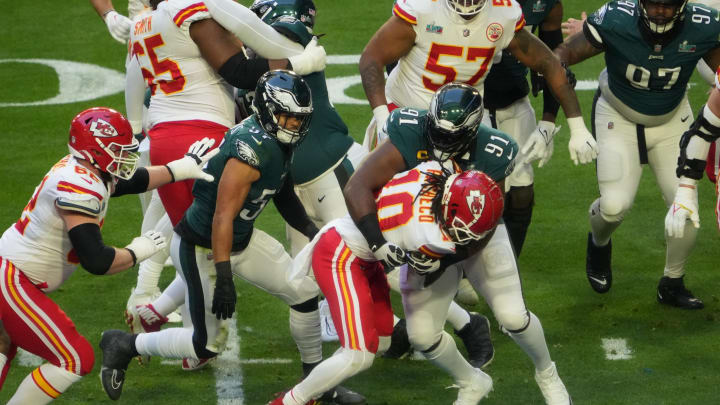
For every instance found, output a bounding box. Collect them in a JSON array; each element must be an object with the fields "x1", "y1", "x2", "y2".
[{"x1": 1, "y1": 0, "x2": 719, "y2": 404}]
